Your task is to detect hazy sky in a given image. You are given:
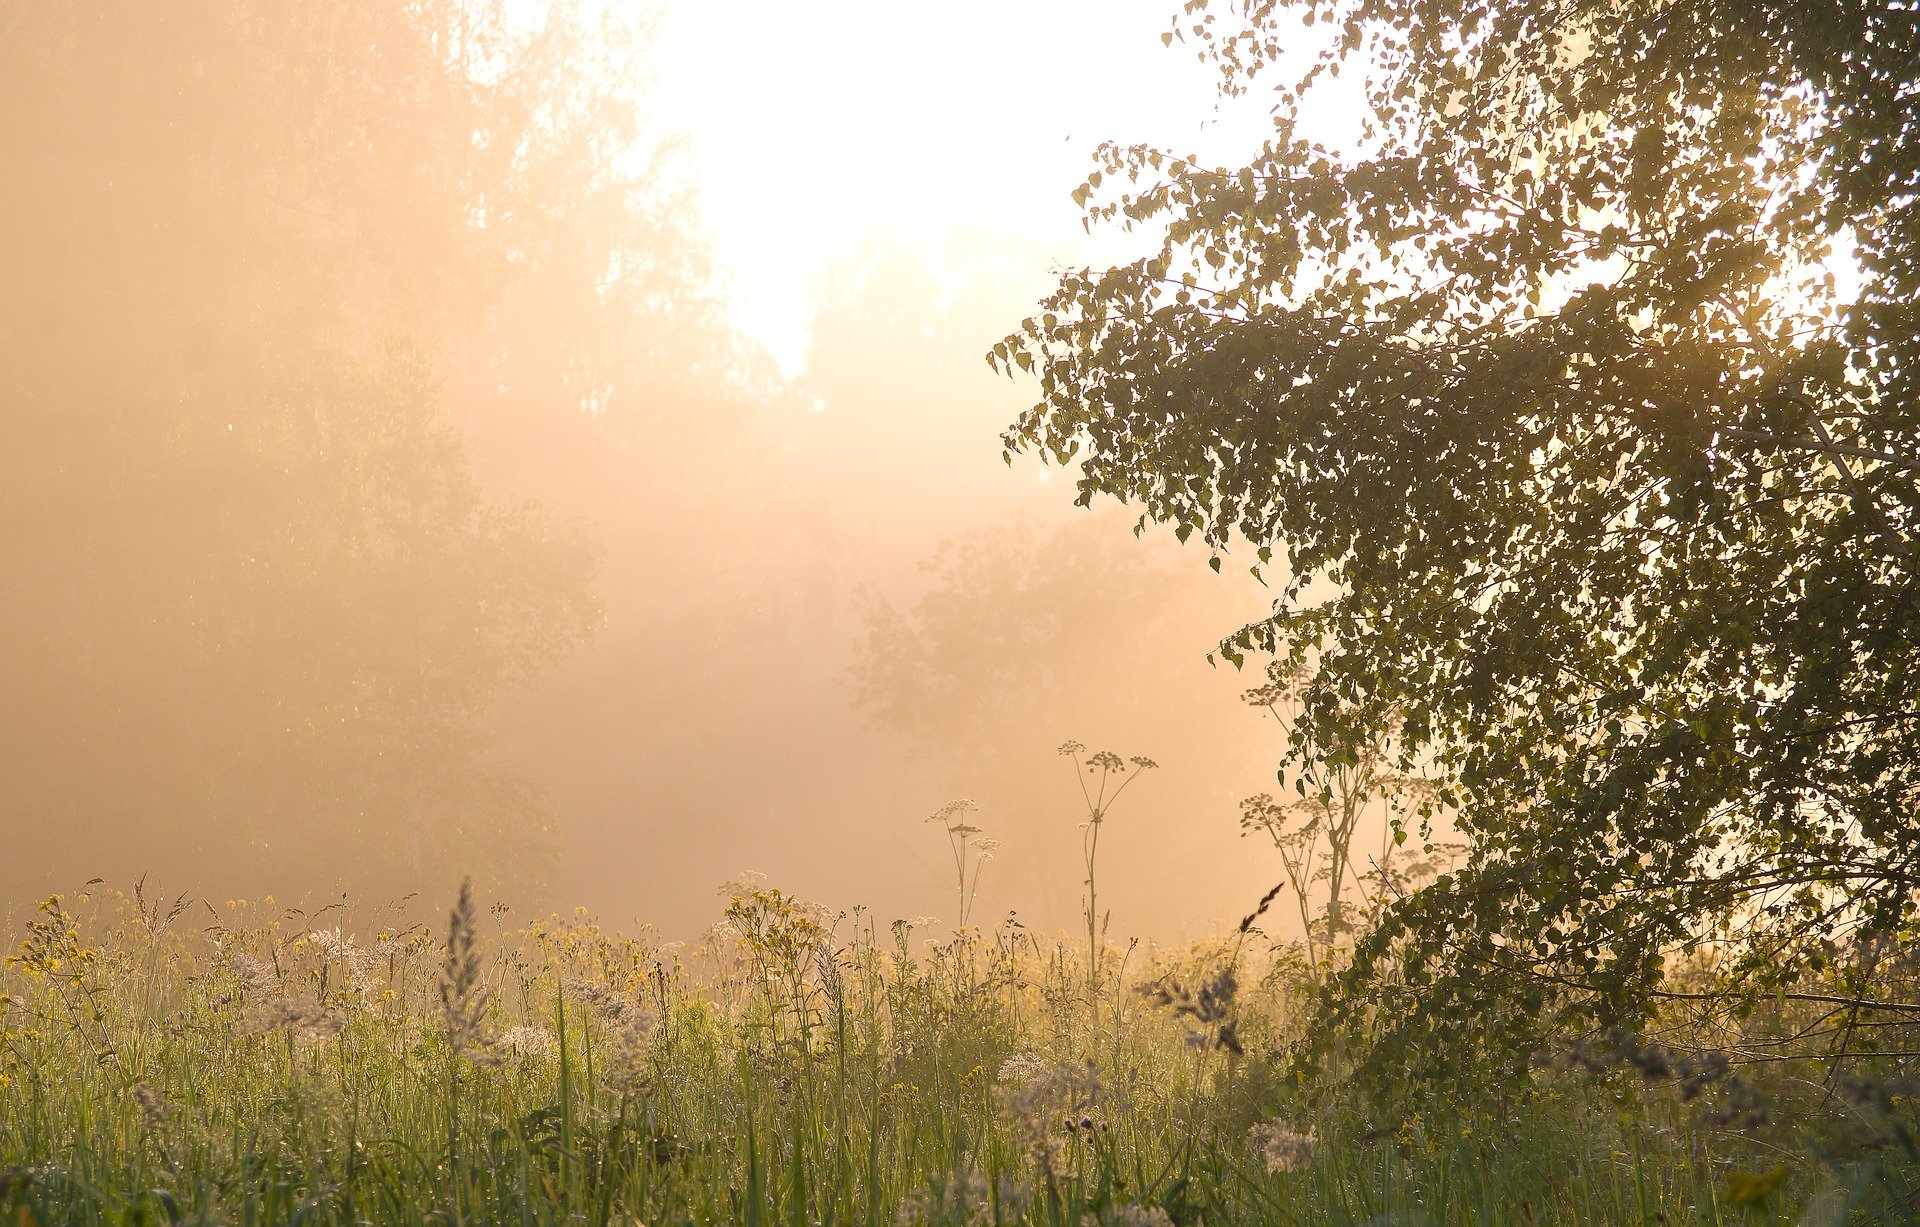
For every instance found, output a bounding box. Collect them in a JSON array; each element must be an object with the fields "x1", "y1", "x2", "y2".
[{"x1": 651, "y1": 0, "x2": 1281, "y2": 374}]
